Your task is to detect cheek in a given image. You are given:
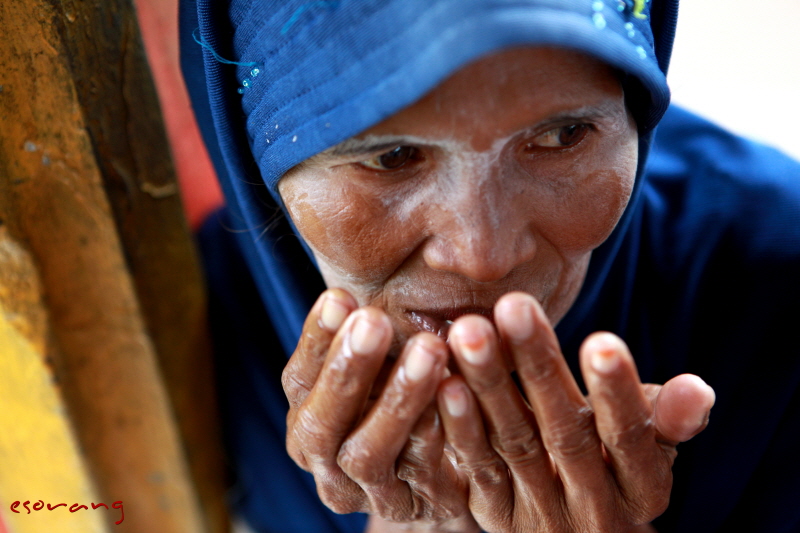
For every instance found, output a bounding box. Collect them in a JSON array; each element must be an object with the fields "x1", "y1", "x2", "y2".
[
  {"x1": 532, "y1": 134, "x2": 637, "y2": 254},
  {"x1": 279, "y1": 172, "x2": 417, "y2": 290}
]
